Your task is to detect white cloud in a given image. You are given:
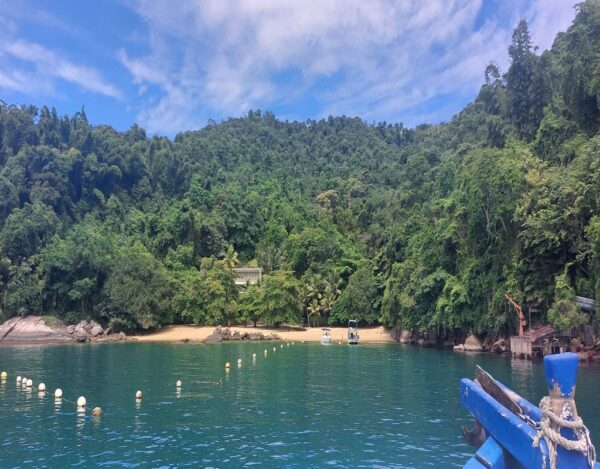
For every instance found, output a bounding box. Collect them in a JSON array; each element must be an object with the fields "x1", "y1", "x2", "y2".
[
  {"x1": 0, "y1": 40, "x2": 122, "y2": 99},
  {"x1": 526, "y1": 0, "x2": 578, "y2": 51},
  {"x1": 121, "y1": 0, "x2": 579, "y2": 133}
]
